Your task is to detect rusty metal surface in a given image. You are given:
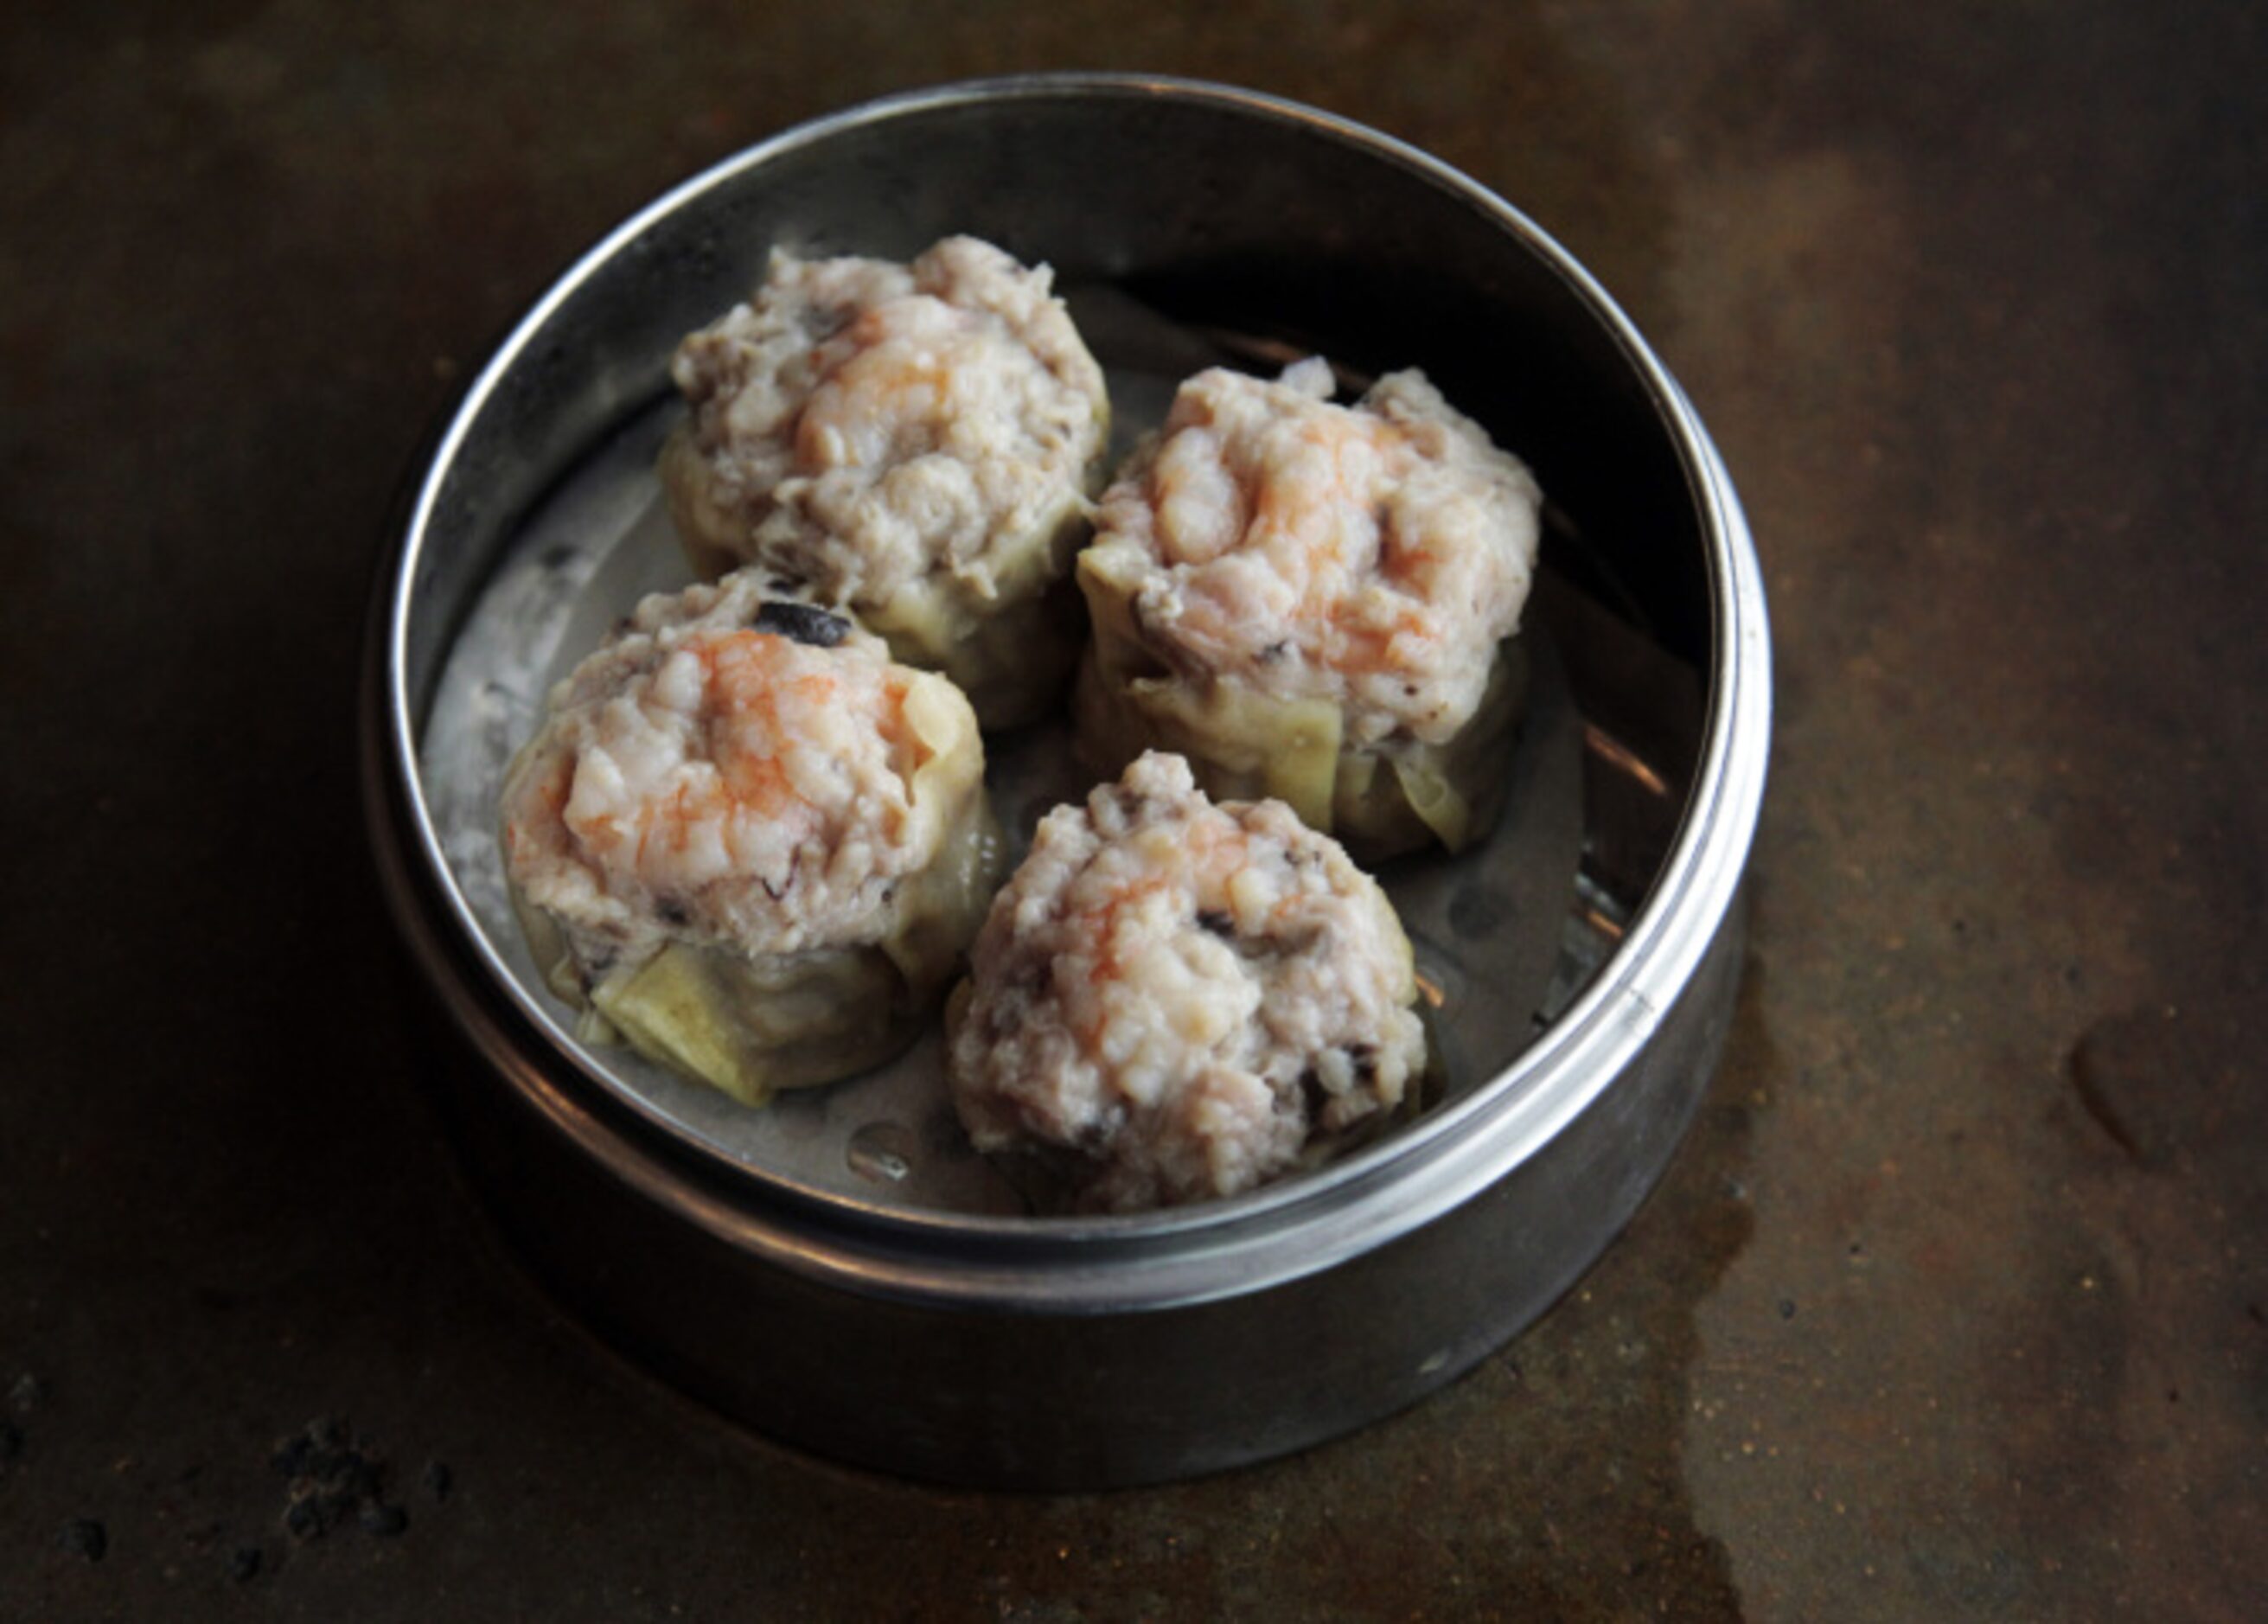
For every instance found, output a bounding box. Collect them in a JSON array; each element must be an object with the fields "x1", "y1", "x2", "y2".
[{"x1": 0, "y1": 2, "x2": 2259, "y2": 1618}]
